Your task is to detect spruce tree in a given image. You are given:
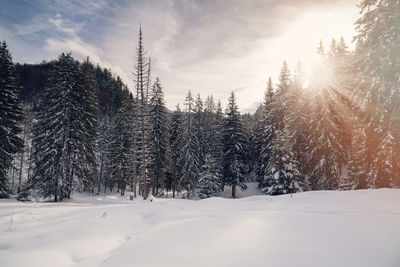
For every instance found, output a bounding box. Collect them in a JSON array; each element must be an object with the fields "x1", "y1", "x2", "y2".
[
  {"x1": 203, "y1": 95, "x2": 216, "y2": 157},
  {"x1": 198, "y1": 154, "x2": 222, "y2": 199},
  {"x1": 343, "y1": 123, "x2": 367, "y2": 190},
  {"x1": 286, "y1": 62, "x2": 310, "y2": 186},
  {"x1": 28, "y1": 53, "x2": 96, "y2": 201},
  {"x1": 257, "y1": 77, "x2": 277, "y2": 185},
  {"x1": 134, "y1": 26, "x2": 152, "y2": 198},
  {"x1": 98, "y1": 115, "x2": 112, "y2": 193},
  {"x1": 259, "y1": 128, "x2": 302, "y2": 195},
  {"x1": 149, "y1": 78, "x2": 168, "y2": 196},
  {"x1": 0, "y1": 41, "x2": 23, "y2": 198},
  {"x1": 78, "y1": 58, "x2": 99, "y2": 192},
  {"x1": 194, "y1": 94, "x2": 206, "y2": 166},
  {"x1": 181, "y1": 90, "x2": 200, "y2": 198},
  {"x1": 307, "y1": 88, "x2": 345, "y2": 190},
  {"x1": 169, "y1": 104, "x2": 184, "y2": 197},
  {"x1": 211, "y1": 100, "x2": 224, "y2": 165},
  {"x1": 353, "y1": 0, "x2": 400, "y2": 188},
  {"x1": 222, "y1": 92, "x2": 247, "y2": 198},
  {"x1": 108, "y1": 93, "x2": 135, "y2": 195}
]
